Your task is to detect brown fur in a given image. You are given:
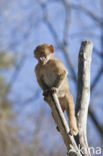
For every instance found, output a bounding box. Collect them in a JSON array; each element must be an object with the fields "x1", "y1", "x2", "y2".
[{"x1": 34, "y1": 44, "x2": 78, "y2": 136}]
